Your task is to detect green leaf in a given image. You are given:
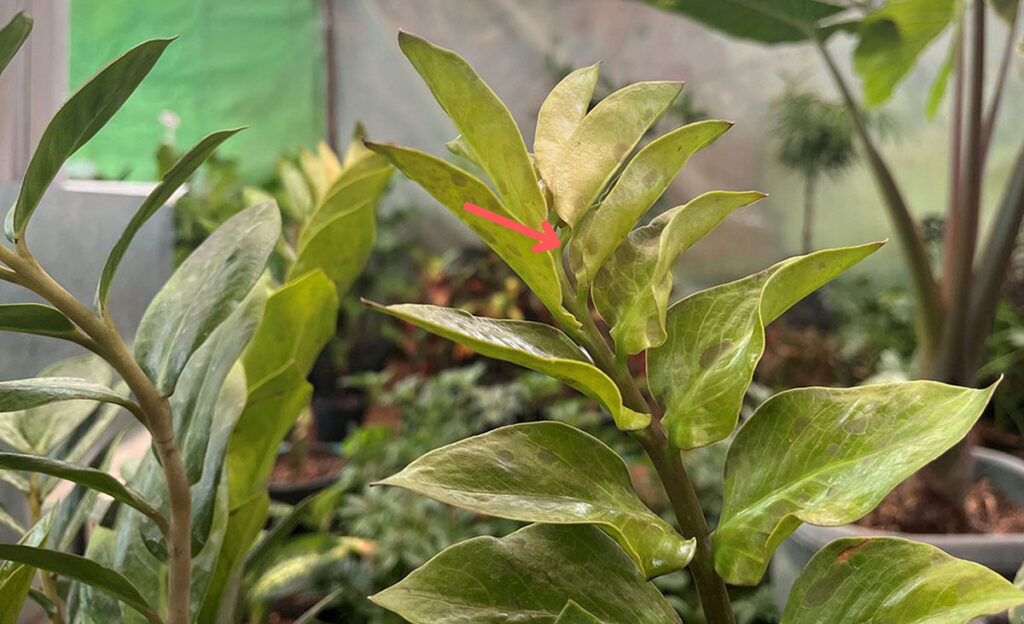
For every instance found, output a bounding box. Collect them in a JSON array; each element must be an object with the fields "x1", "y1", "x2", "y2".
[
  {"x1": 294, "y1": 588, "x2": 347, "y2": 624},
  {"x1": 549, "y1": 81, "x2": 682, "y2": 226},
  {"x1": 0, "y1": 12, "x2": 31, "y2": 79},
  {"x1": 446, "y1": 134, "x2": 482, "y2": 167},
  {"x1": 6, "y1": 38, "x2": 173, "y2": 241},
  {"x1": 247, "y1": 534, "x2": 370, "y2": 606},
  {"x1": 0, "y1": 514, "x2": 51, "y2": 624},
  {"x1": 227, "y1": 270, "x2": 337, "y2": 505},
  {"x1": 50, "y1": 428, "x2": 125, "y2": 551},
  {"x1": 556, "y1": 601, "x2": 605, "y2": 624},
  {"x1": 244, "y1": 496, "x2": 315, "y2": 575},
  {"x1": 569, "y1": 120, "x2": 734, "y2": 284},
  {"x1": 648, "y1": 243, "x2": 881, "y2": 449},
  {"x1": 67, "y1": 526, "x2": 122, "y2": 622},
  {"x1": 0, "y1": 304, "x2": 78, "y2": 341},
  {"x1": 0, "y1": 545, "x2": 158, "y2": 622},
  {"x1": 0, "y1": 376, "x2": 129, "y2": 415},
  {"x1": 379, "y1": 421, "x2": 695, "y2": 578},
  {"x1": 534, "y1": 64, "x2": 601, "y2": 188},
  {"x1": 41, "y1": 398, "x2": 122, "y2": 495},
  {"x1": 97, "y1": 128, "x2": 242, "y2": 314},
  {"x1": 0, "y1": 453, "x2": 162, "y2": 526},
  {"x1": 636, "y1": 0, "x2": 844, "y2": 44},
  {"x1": 398, "y1": 31, "x2": 547, "y2": 227},
  {"x1": 988, "y1": 0, "x2": 1020, "y2": 25},
  {"x1": 15, "y1": 355, "x2": 114, "y2": 454},
  {"x1": 781, "y1": 537, "x2": 1024, "y2": 623},
  {"x1": 134, "y1": 202, "x2": 280, "y2": 395},
  {"x1": 593, "y1": 191, "x2": 765, "y2": 356},
  {"x1": 854, "y1": 0, "x2": 956, "y2": 107},
  {"x1": 0, "y1": 501, "x2": 23, "y2": 534},
  {"x1": 196, "y1": 492, "x2": 269, "y2": 623},
  {"x1": 371, "y1": 524, "x2": 680, "y2": 624},
  {"x1": 277, "y1": 159, "x2": 313, "y2": 219},
  {"x1": 713, "y1": 380, "x2": 997, "y2": 585},
  {"x1": 171, "y1": 286, "x2": 266, "y2": 484},
  {"x1": 366, "y1": 143, "x2": 577, "y2": 329},
  {"x1": 926, "y1": 38, "x2": 956, "y2": 120},
  {"x1": 366, "y1": 302, "x2": 649, "y2": 430}
]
